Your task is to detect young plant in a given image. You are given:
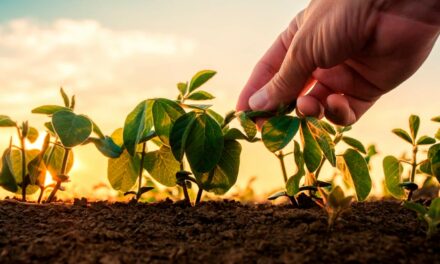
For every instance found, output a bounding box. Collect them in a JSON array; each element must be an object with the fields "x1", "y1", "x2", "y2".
[
  {"x1": 404, "y1": 198, "x2": 440, "y2": 238},
  {"x1": 32, "y1": 88, "x2": 121, "y2": 202},
  {"x1": 108, "y1": 70, "x2": 254, "y2": 205},
  {"x1": 0, "y1": 116, "x2": 42, "y2": 201},
  {"x1": 260, "y1": 110, "x2": 372, "y2": 206},
  {"x1": 317, "y1": 186, "x2": 353, "y2": 229},
  {"x1": 383, "y1": 115, "x2": 437, "y2": 201}
]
